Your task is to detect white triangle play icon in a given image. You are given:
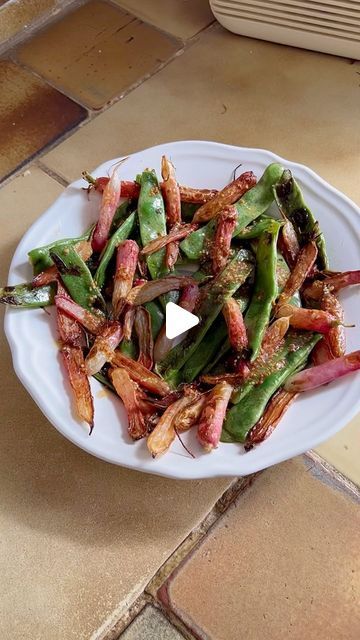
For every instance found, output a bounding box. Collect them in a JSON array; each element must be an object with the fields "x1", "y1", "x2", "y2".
[{"x1": 165, "y1": 302, "x2": 199, "y2": 339}]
